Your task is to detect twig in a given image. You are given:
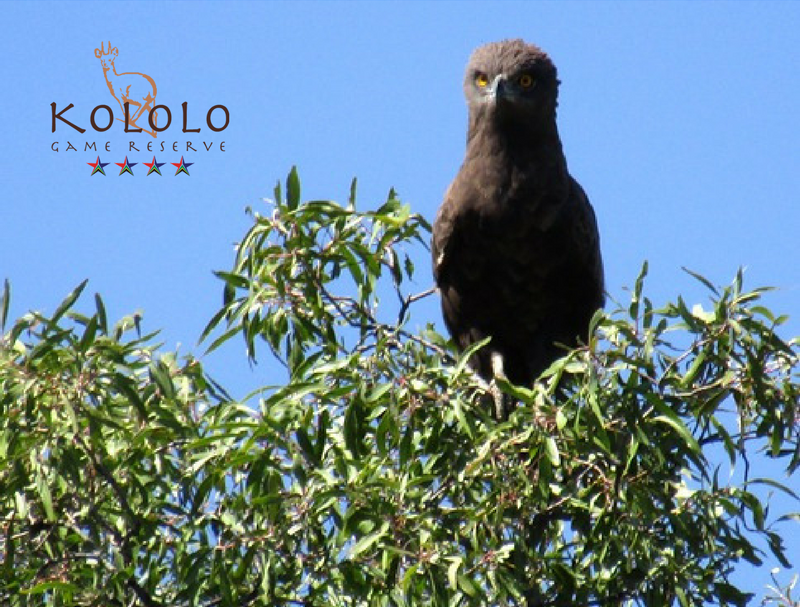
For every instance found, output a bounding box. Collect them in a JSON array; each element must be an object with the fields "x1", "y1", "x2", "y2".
[{"x1": 396, "y1": 285, "x2": 437, "y2": 325}]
